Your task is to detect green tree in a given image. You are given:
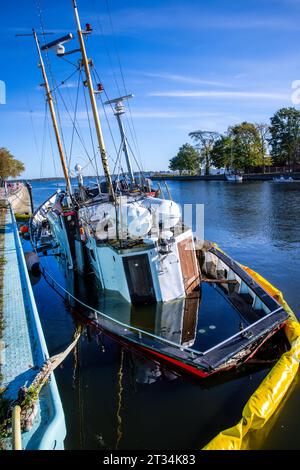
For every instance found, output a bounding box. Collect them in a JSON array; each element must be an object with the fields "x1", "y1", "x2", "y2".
[
  {"x1": 255, "y1": 123, "x2": 270, "y2": 173},
  {"x1": 169, "y1": 143, "x2": 200, "y2": 175},
  {"x1": 228, "y1": 122, "x2": 261, "y2": 171},
  {"x1": 189, "y1": 130, "x2": 220, "y2": 175},
  {"x1": 210, "y1": 135, "x2": 233, "y2": 169},
  {"x1": 269, "y1": 107, "x2": 300, "y2": 171},
  {"x1": 0, "y1": 148, "x2": 25, "y2": 182}
]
